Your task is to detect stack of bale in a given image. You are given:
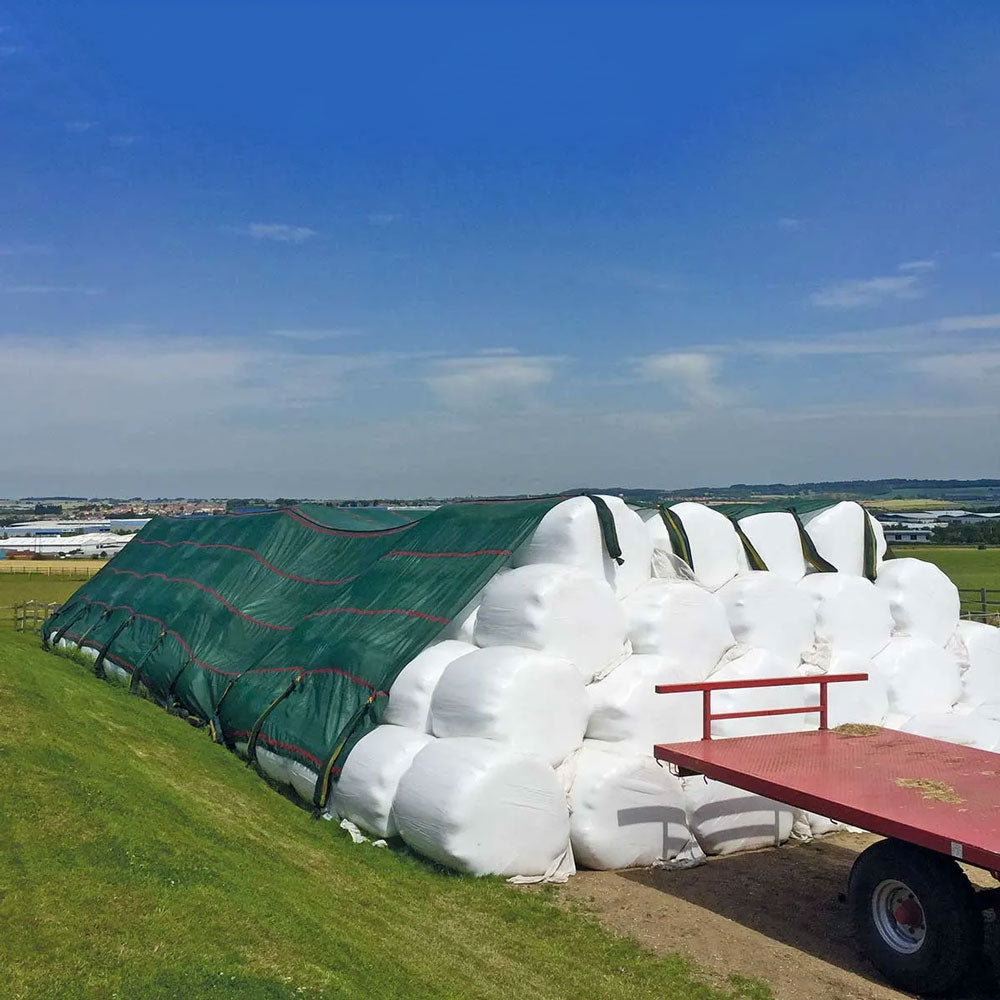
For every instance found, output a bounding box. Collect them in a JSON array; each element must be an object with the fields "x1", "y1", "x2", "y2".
[{"x1": 333, "y1": 497, "x2": 1000, "y2": 879}]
